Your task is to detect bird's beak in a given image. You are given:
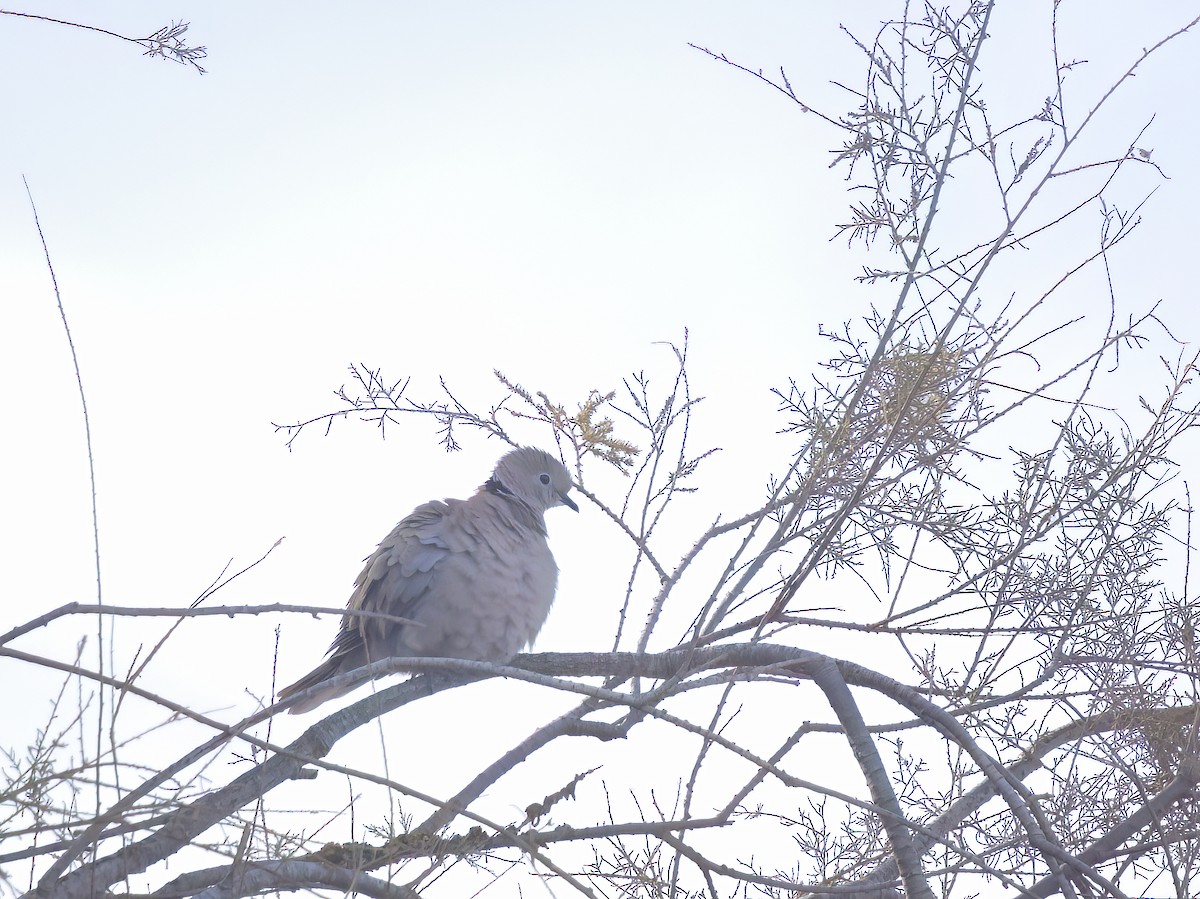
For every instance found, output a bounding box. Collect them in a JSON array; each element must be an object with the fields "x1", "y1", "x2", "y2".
[{"x1": 559, "y1": 491, "x2": 580, "y2": 512}]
